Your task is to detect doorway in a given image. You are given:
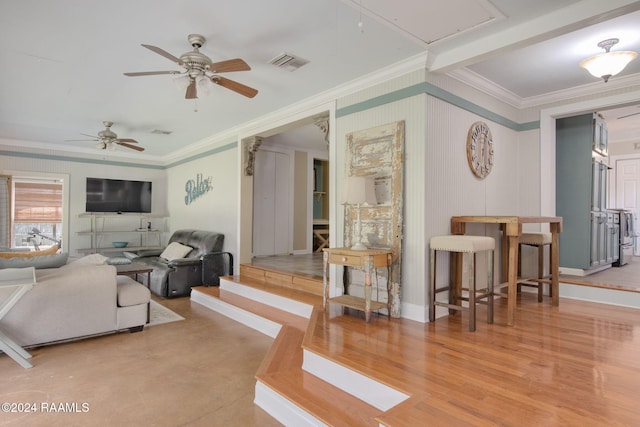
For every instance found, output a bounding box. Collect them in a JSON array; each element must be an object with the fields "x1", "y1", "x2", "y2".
[
  {"x1": 252, "y1": 149, "x2": 291, "y2": 256},
  {"x1": 248, "y1": 117, "x2": 330, "y2": 259},
  {"x1": 542, "y1": 90, "x2": 640, "y2": 292},
  {"x1": 614, "y1": 157, "x2": 640, "y2": 254}
]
